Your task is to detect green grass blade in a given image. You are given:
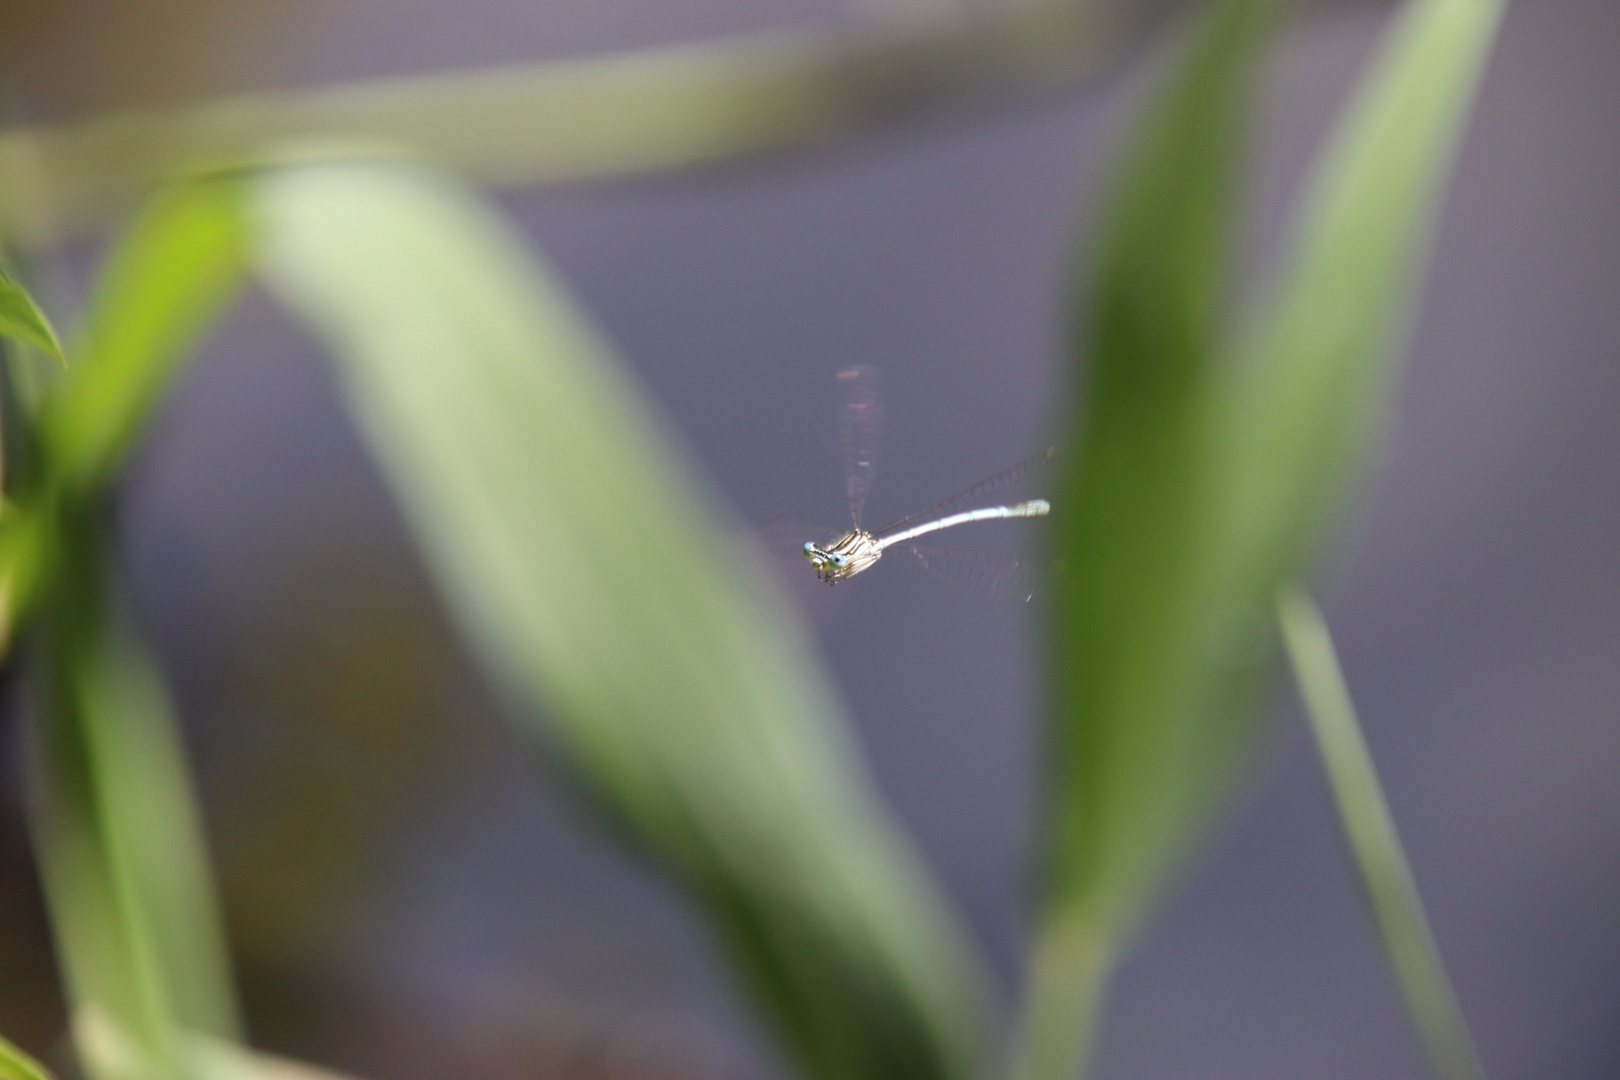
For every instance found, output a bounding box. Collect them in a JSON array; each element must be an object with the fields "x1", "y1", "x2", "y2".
[
  {"x1": 30, "y1": 521, "x2": 242, "y2": 1080},
  {"x1": 0, "y1": 176, "x2": 249, "y2": 659},
  {"x1": 40, "y1": 176, "x2": 248, "y2": 498},
  {"x1": 19, "y1": 177, "x2": 251, "y2": 1080},
  {"x1": 0, "y1": 1032, "x2": 54, "y2": 1080},
  {"x1": 1219, "y1": 0, "x2": 1509, "y2": 589},
  {"x1": 1028, "y1": 3, "x2": 1284, "y2": 1077},
  {"x1": 1277, "y1": 586, "x2": 1485, "y2": 1080},
  {"x1": 0, "y1": 263, "x2": 65, "y2": 366},
  {"x1": 252, "y1": 161, "x2": 992, "y2": 1080}
]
